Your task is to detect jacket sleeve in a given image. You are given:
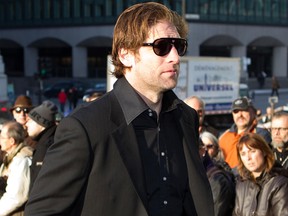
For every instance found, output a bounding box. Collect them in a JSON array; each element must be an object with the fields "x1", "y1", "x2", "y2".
[
  {"x1": 270, "y1": 178, "x2": 288, "y2": 216},
  {"x1": 209, "y1": 171, "x2": 235, "y2": 216},
  {"x1": 0, "y1": 156, "x2": 31, "y2": 215},
  {"x1": 24, "y1": 117, "x2": 92, "y2": 215}
]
